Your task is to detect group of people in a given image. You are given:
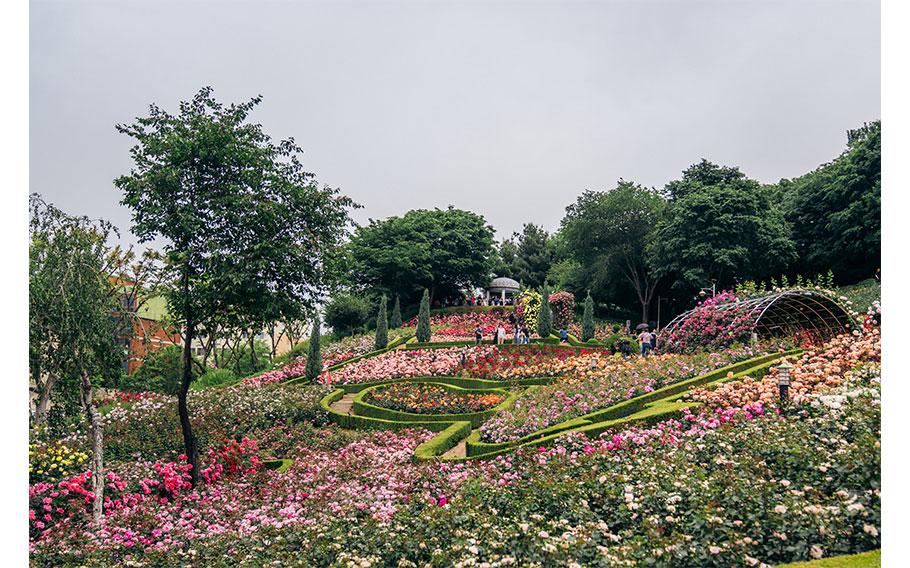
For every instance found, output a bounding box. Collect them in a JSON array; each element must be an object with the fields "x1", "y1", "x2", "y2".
[
  {"x1": 636, "y1": 328, "x2": 659, "y2": 357},
  {"x1": 475, "y1": 323, "x2": 530, "y2": 345}
]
